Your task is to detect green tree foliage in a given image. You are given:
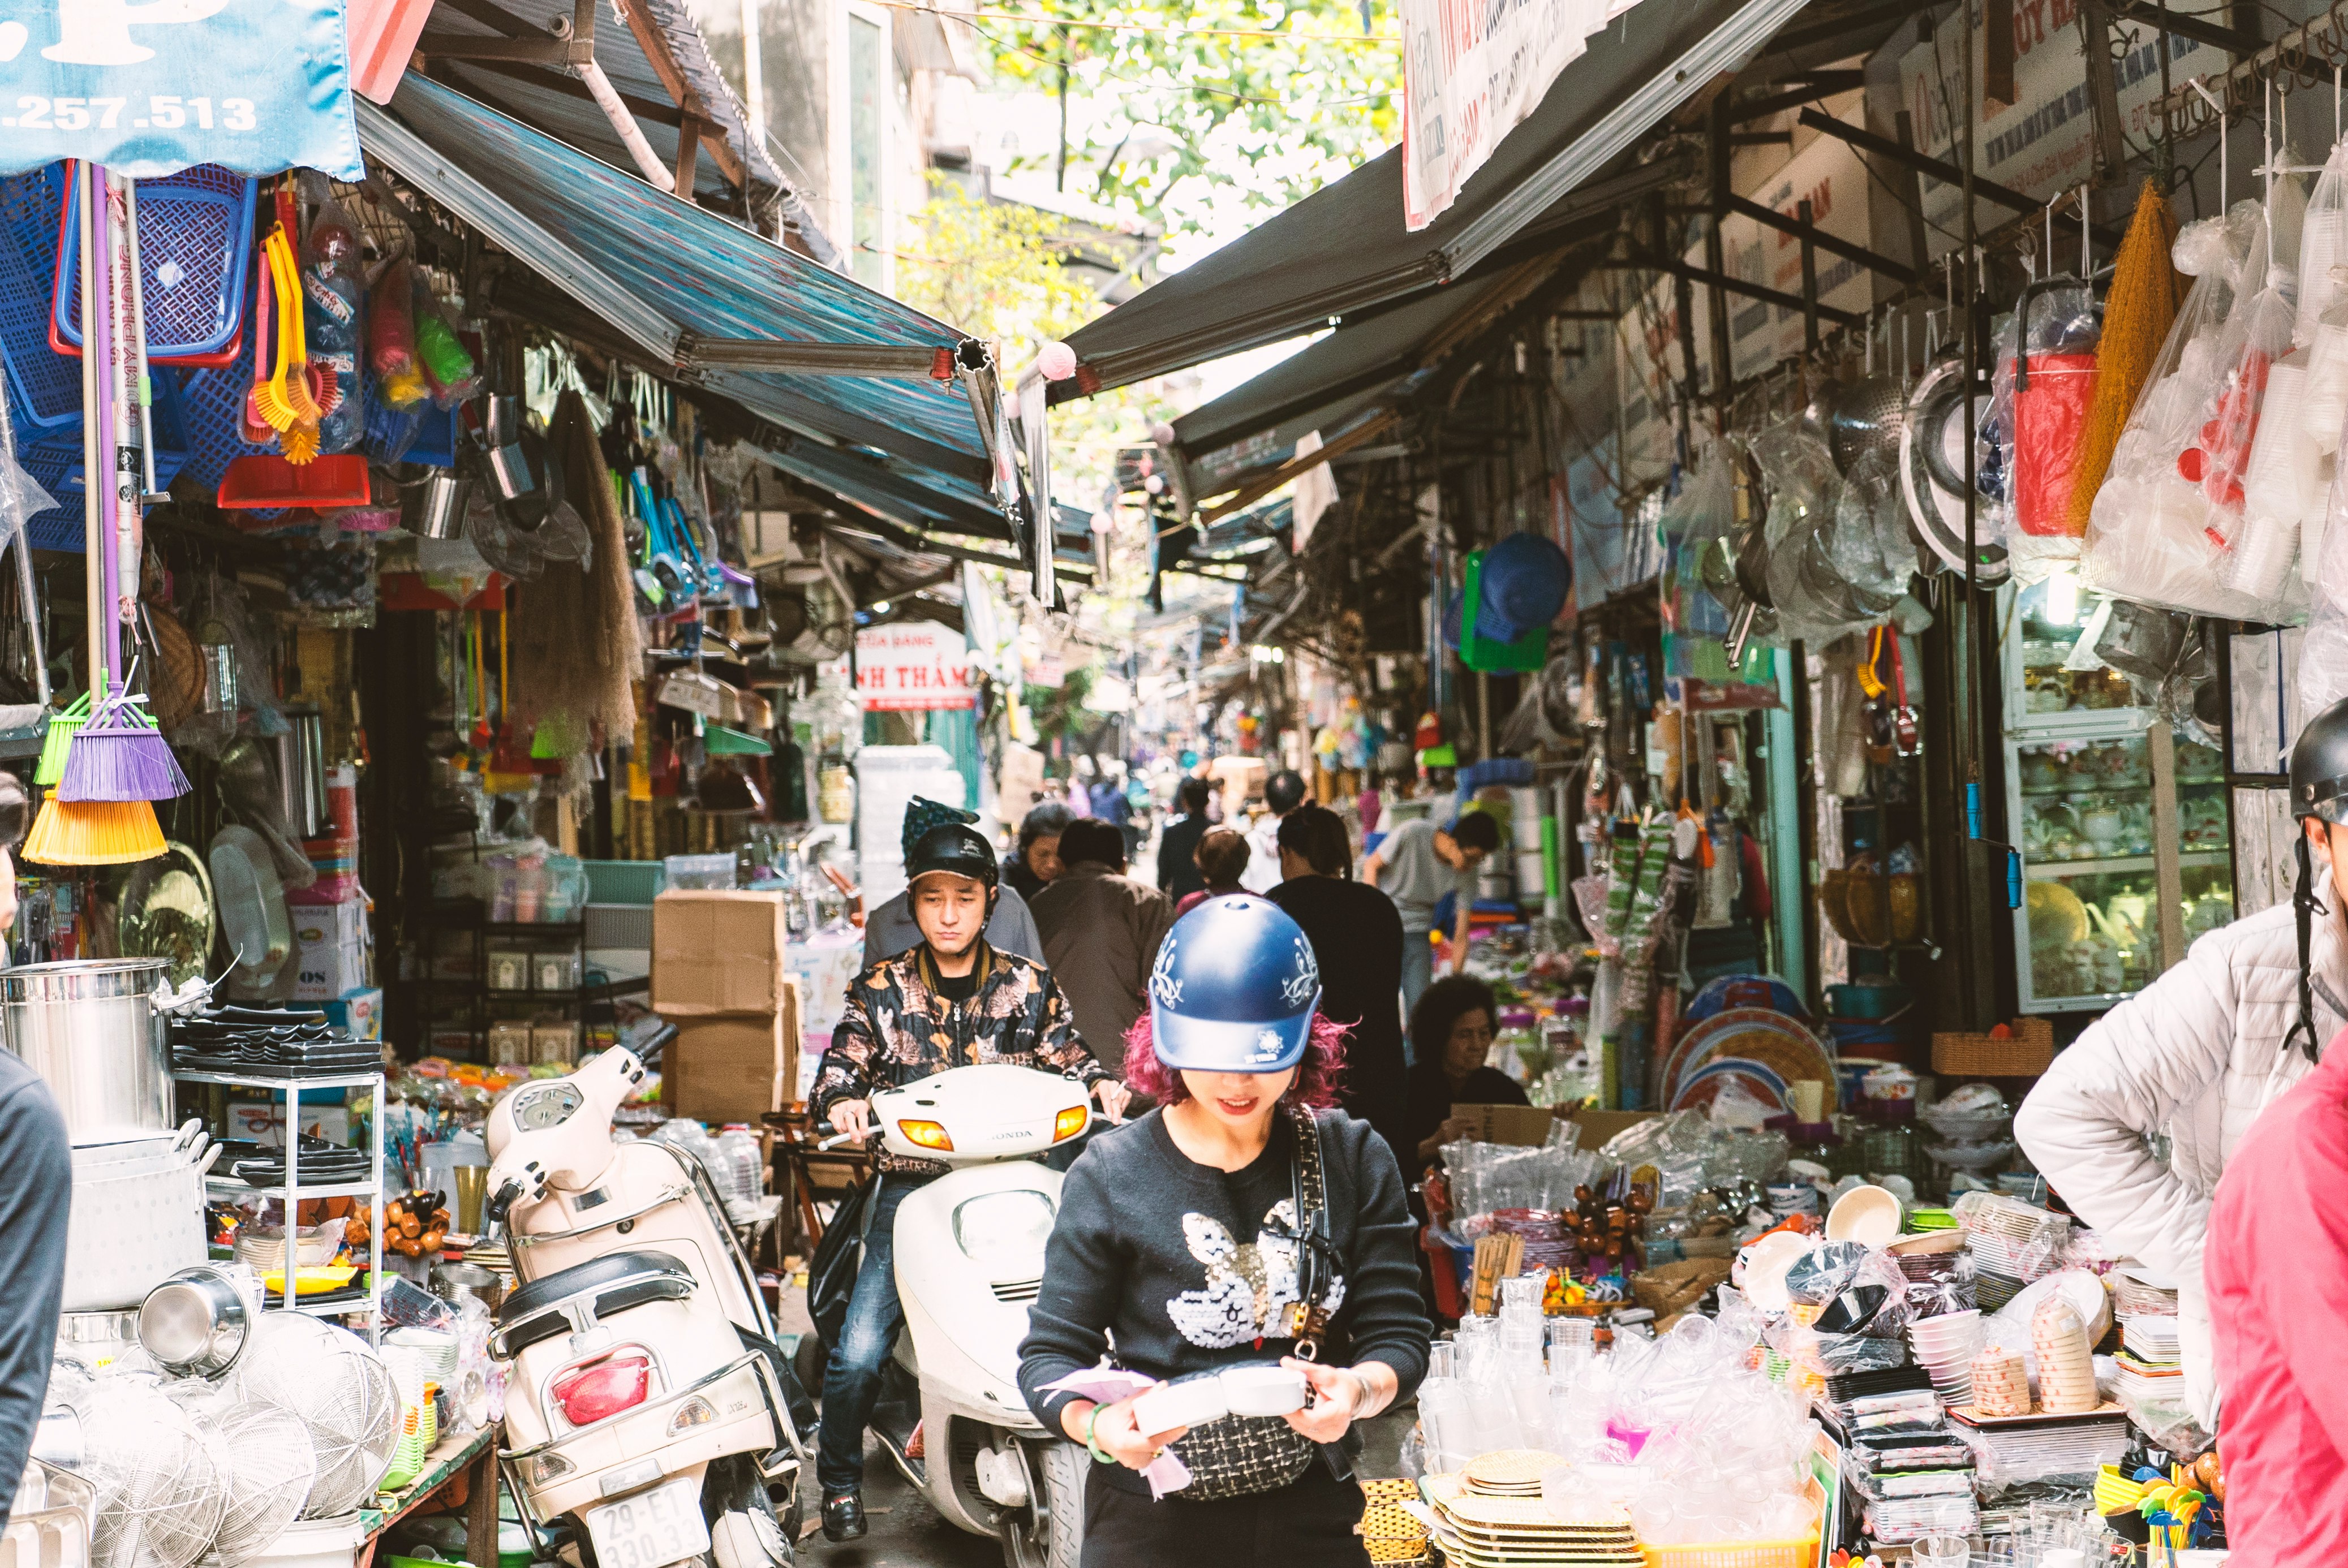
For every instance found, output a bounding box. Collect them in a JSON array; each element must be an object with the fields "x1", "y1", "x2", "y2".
[{"x1": 977, "y1": 0, "x2": 1402, "y2": 223}]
